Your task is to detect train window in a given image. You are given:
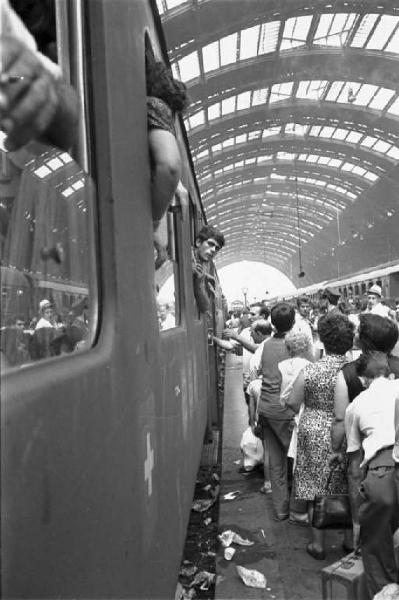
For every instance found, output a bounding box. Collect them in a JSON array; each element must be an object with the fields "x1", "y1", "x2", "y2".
[
  {"x1": 155, "y1": 197, "x2": 181, "y2": 331},
  {"x1": 0, "y1": 3, "x2": 97, "y2": 371}
]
